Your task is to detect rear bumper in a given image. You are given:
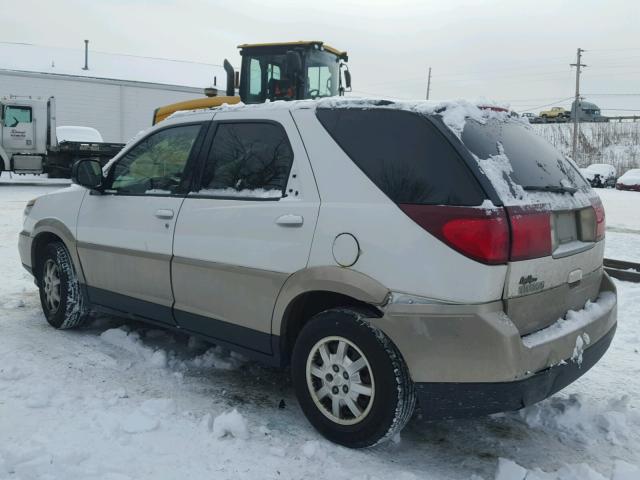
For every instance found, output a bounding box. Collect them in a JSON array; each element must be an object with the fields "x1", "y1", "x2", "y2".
[
  {"x1": 415, "y1": 323, "x2": 616, "y2": 419},
  {"x1": 371, "y1": 273, "x2": 617, "y2": 417}
]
